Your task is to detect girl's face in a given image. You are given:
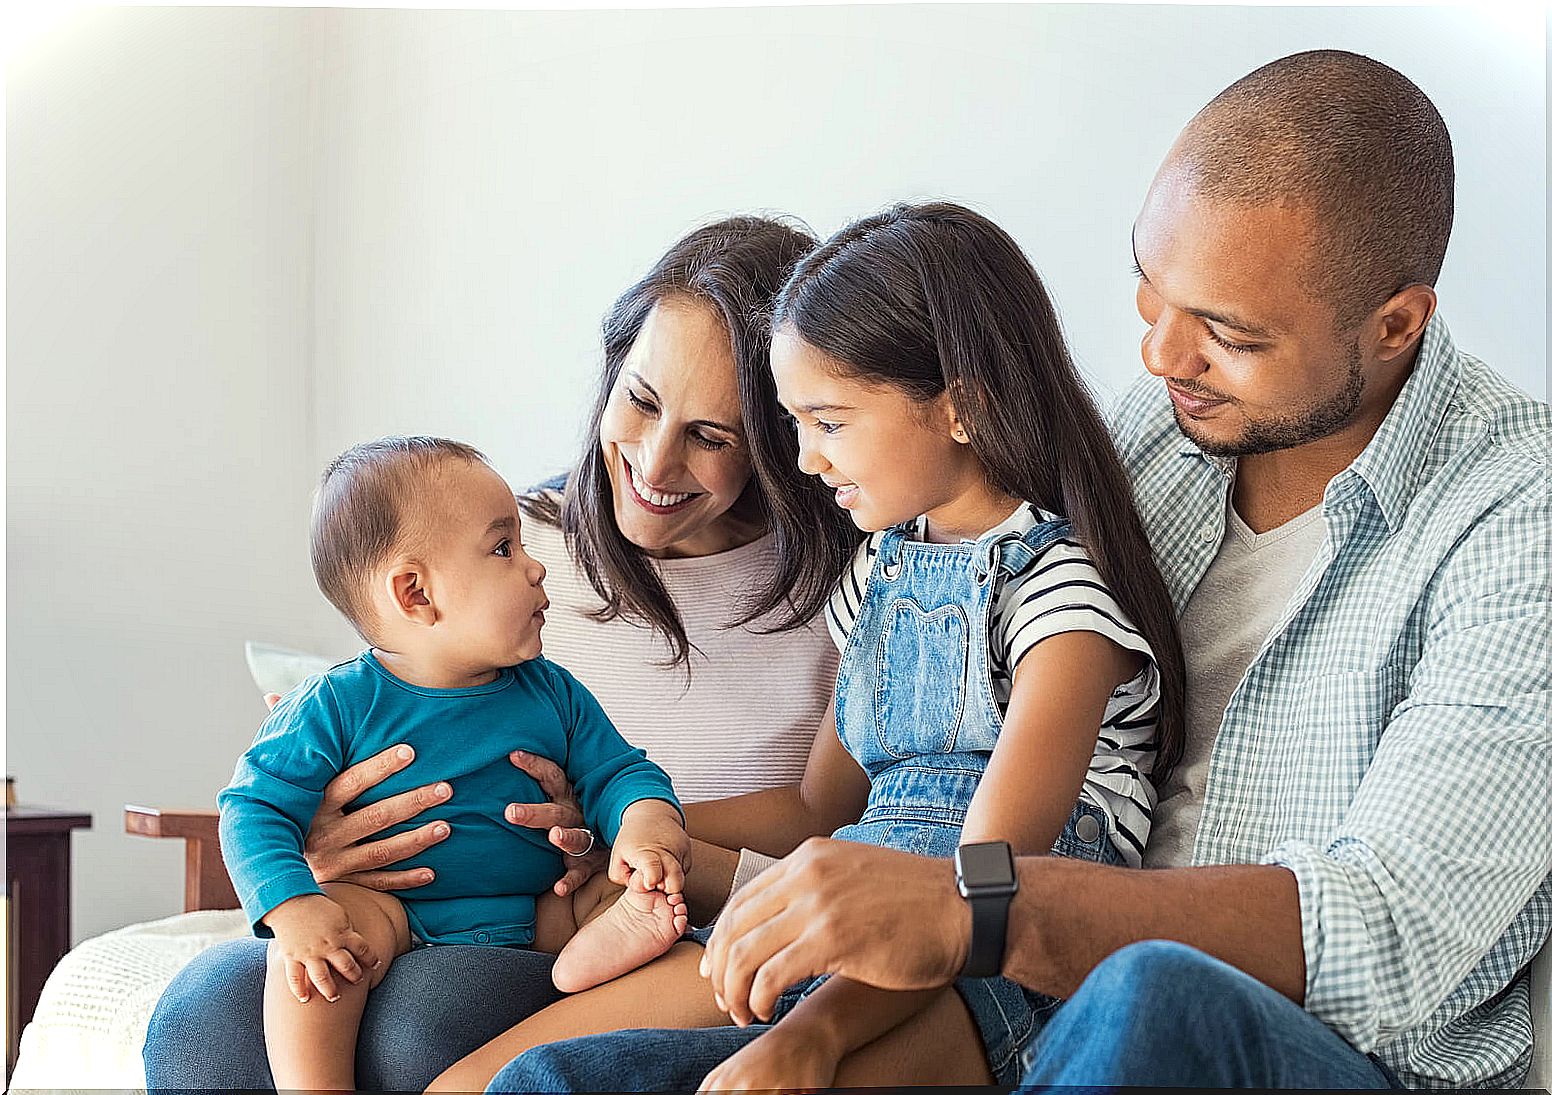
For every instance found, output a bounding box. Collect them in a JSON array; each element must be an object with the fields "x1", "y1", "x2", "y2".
[
  {"x1": 771, "y1": 327, "x2": 997, "y2": 540},
  {"x1": 597, "y1": 296, "x2": 760, "y2": 558}
]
